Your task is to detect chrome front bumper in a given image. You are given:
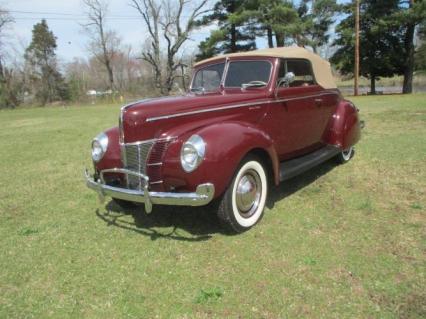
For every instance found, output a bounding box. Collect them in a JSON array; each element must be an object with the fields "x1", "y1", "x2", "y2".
[{"x1": 84, "y1": 168, "x2": 215, "y2": 213}]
